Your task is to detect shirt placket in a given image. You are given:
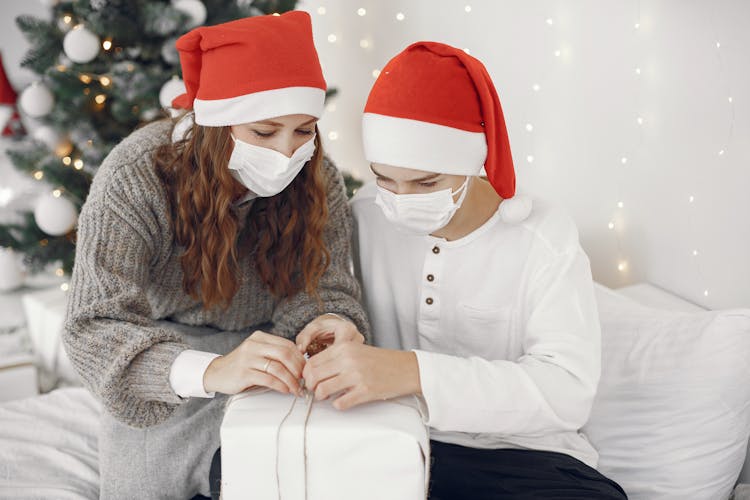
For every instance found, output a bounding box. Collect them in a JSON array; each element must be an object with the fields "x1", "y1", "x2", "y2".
[{"x1": 417, "y1": 242, "x2": 446, "y2": 344}]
